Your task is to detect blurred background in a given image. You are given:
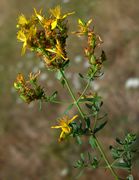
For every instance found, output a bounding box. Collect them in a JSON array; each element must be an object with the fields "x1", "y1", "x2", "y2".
[{"x1": 0, "y1": 0, "x2": 139, "y2": 179}]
